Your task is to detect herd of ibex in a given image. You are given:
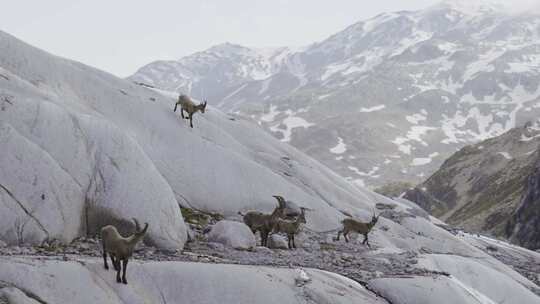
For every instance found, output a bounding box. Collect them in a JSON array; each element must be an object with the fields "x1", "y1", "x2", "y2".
[
  {"x1": 98, "y1": 94, "x2": 379, "y2": 284},
  {"x1": 240, "y1": 194, "x2": 379, "y2": 250}
]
